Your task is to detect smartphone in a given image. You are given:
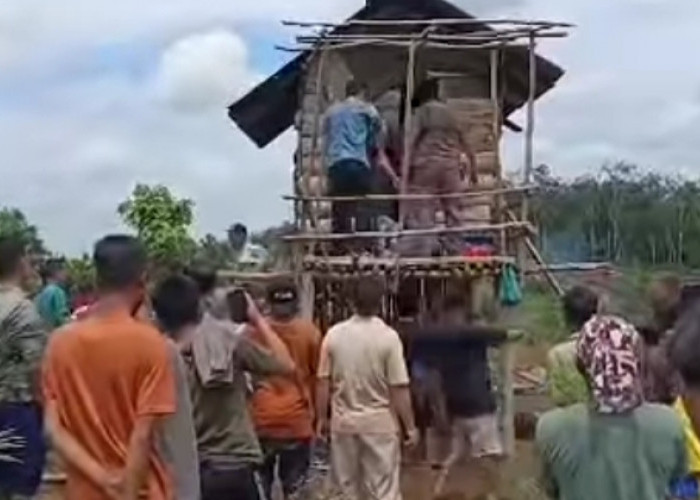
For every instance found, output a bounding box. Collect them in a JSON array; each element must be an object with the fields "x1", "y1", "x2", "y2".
[{"x1": 227, "y1": 288, "x2": 249, "y2": 324}]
